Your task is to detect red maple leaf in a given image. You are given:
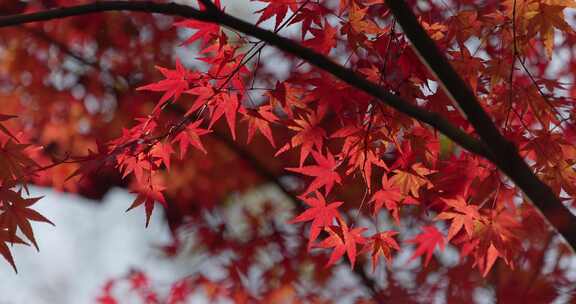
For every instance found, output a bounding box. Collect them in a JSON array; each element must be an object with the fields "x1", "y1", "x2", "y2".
[
  {"x1": 137, "y1": 59, "x2": 194, "y2": 111},
  {"x1": 127, "y1": 185, "x2": 167, "y2": 228},
  {"x1": 405, "y1": 225, "x2": 446, "y2": 266},
  {"x1": 207, "y1": 93, "x2": 240, "y2": 140},
  {"x1": 174, "y1": 16, "x2": 220, "y2": 47},
  {"x1": 172, "y1": 120, "x2": 212, "y2": 158},
  {"x1": 275, "y1": 111, "x2": 326, "y2": 166},
  {"x1": 361, "y1": 231, "x2": 400, "y2": 272},
  {"x1": 254, "y1": 0, "x2": 298, "y2": 31},
  {"x1": 286, "y1": 150, "x2": 342, "y2": 196},
  {"x1": 288, "y1": 192, "x2": 343, "y2": 248},
  {"x1": 0, "y1": 229, "x2": 27, "y2": 273},
  {"x1": 303, "y1": 23, "x2": 337, "y2": 54},
  {"x1": 331, "y1": 124, "x2": 389, "y2": 191},
  {"x1": 0, "y1": 139, "x2": 38, "y2": 181},
  {"x1": 185, "y1": 85, "x2": 215, "y2": 116},
  {"x1": 0, "y1": 189, "x2": 53, "y2": 251},
  {"x1": 150, "y1": 141, "x2": 174, "y2": 170},
  {"x1": 266, "y1": 81, "x2": 306, "y2": 118},
  {"x1": 315, "y1": 218, "x2": 367, "y2": 268},
  {"x1": 390, "y1": 163, "x2": 434, "y2": 198},
  {"x1": 116, "y1": 152, "x2": 152, "y2": 185},
  {"x1": 369, "y1": 175, "x2": 404, "y2": 223},
  {"x1": 473, "y1": 208, "x2": 522, "y2": 277},
  {"x1": 244, "y1": 105, "x2": 278, "y2": 148},
  {"x1": 289, "y1": 5, "x2": 328, "y2": 39}
]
